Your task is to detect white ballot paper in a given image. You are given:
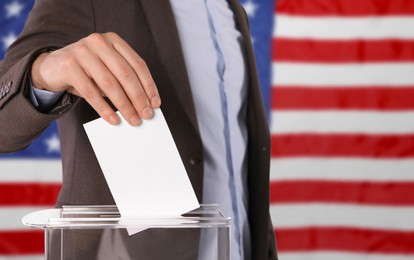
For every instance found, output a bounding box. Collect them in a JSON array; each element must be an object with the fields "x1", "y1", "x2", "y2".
[{"x1": 84, "y1": 109, "x2": 200, "y2": 235}]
